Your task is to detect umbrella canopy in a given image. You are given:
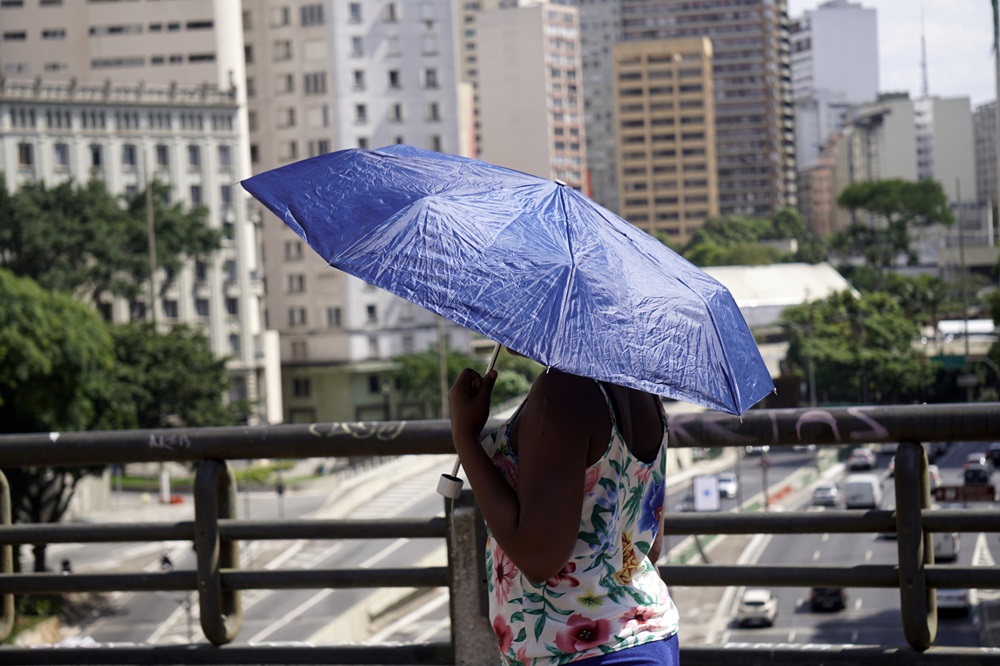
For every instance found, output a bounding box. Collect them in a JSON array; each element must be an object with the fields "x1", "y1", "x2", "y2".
[{"x1": 242, "y1": 145, "x2": 774, "y2": 415}]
